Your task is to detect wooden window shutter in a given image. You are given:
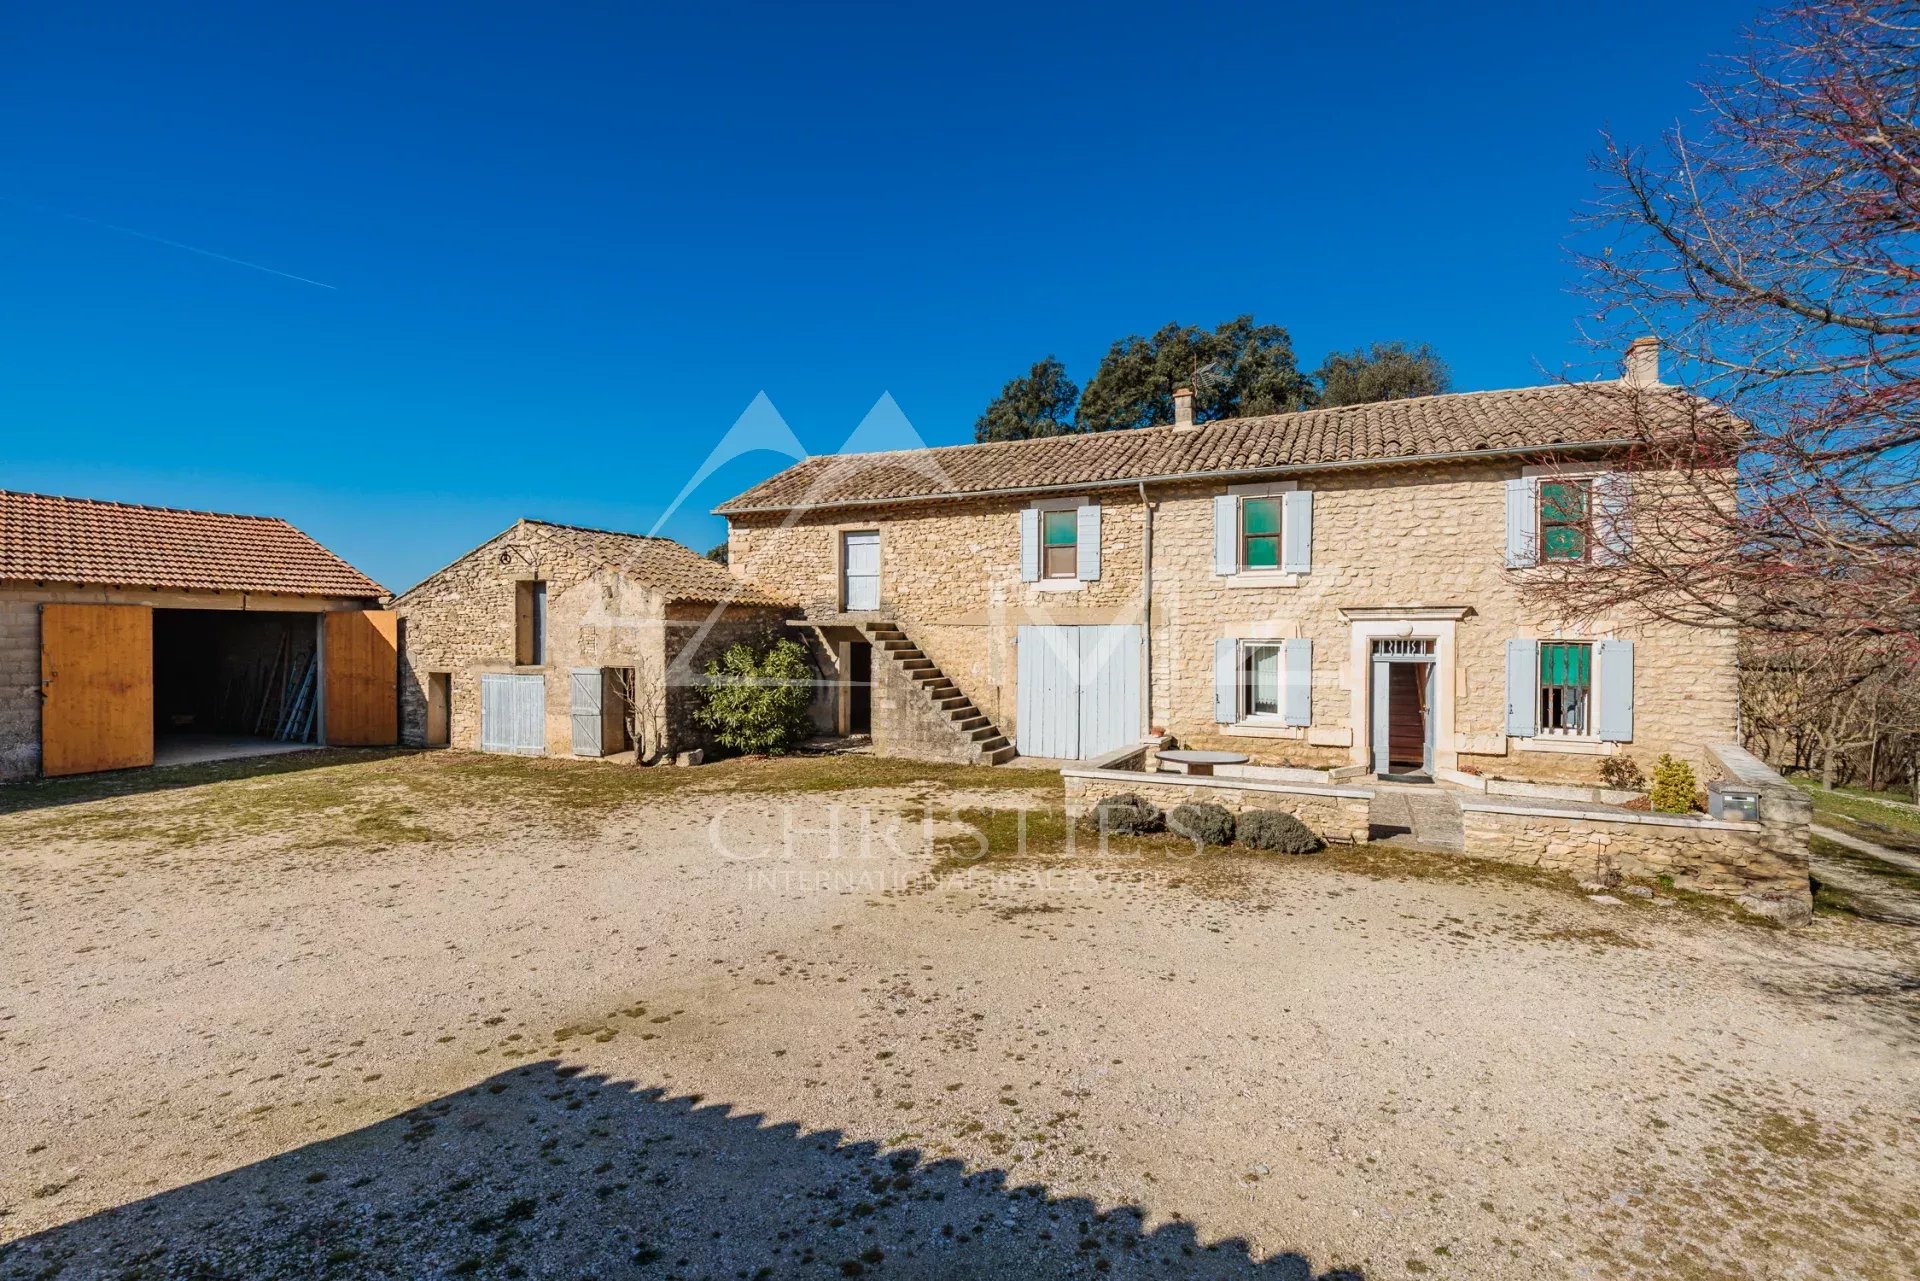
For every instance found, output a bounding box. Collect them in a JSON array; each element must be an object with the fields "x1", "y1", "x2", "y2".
[
  {"x1": 1283, "y1": 637, "x2": 1312, "y2": 726},
  {"x1": 1076, "y1": 503, "x2": 1101, "y2": 581},
  {"x1": 1505, "y1": 478, "x2": 1538, "y2": 568},
  {"x1": 1213, "y1": 638, "x2": 1238, "y2": 723},
  {"x1": 1281, "y1": 490, "x2": 1313, "y2": 574},
  {"x1": 1596, "y1": 639, "x2": 1635, "y2": 742},
  {"x1": 1593, "y1": 472, "x2": 1632, "y2": 565},
  {"x1": 1505, "y1": 638, "x2": 1538, "y2": 737},
  {"x1": 1213, "y1": 495, "x2": 1237, "y2": 575},
  {"x1": 1019, "y1": 508, "x2": 1041, "y2": 582}
]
